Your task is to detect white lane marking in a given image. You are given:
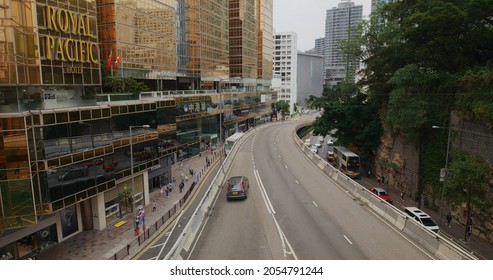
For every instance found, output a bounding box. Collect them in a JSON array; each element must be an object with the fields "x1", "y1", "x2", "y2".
[
  {"x1": 312, "y1": 201, "x2": 318, "y2": 207},
  {"x1": 254, "y1": 169, "x2": 298, "y2": 260},
  {"x1": 254, "y1": 169, "x2": 276, "y2": 214},
  {"x1": 344, "y1": 235, "x2": 353, "y2": 245}
]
